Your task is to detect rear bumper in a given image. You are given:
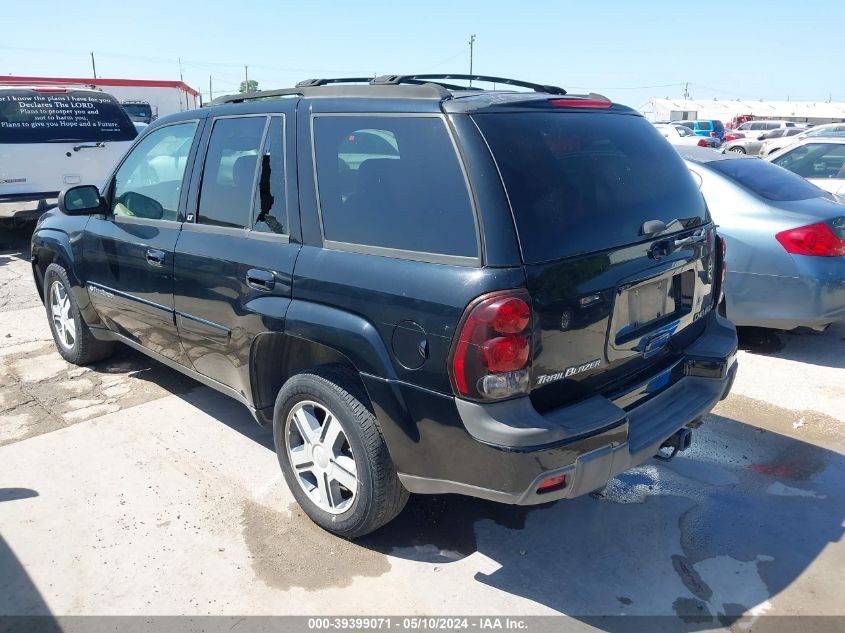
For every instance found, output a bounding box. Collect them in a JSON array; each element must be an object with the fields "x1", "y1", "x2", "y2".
[
  {"x1": 0, "y1": 192, "x2": 59, "y2": 220},
  {"x1": 394, "y1": 313, "x2": 737, "y2": 504}
]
